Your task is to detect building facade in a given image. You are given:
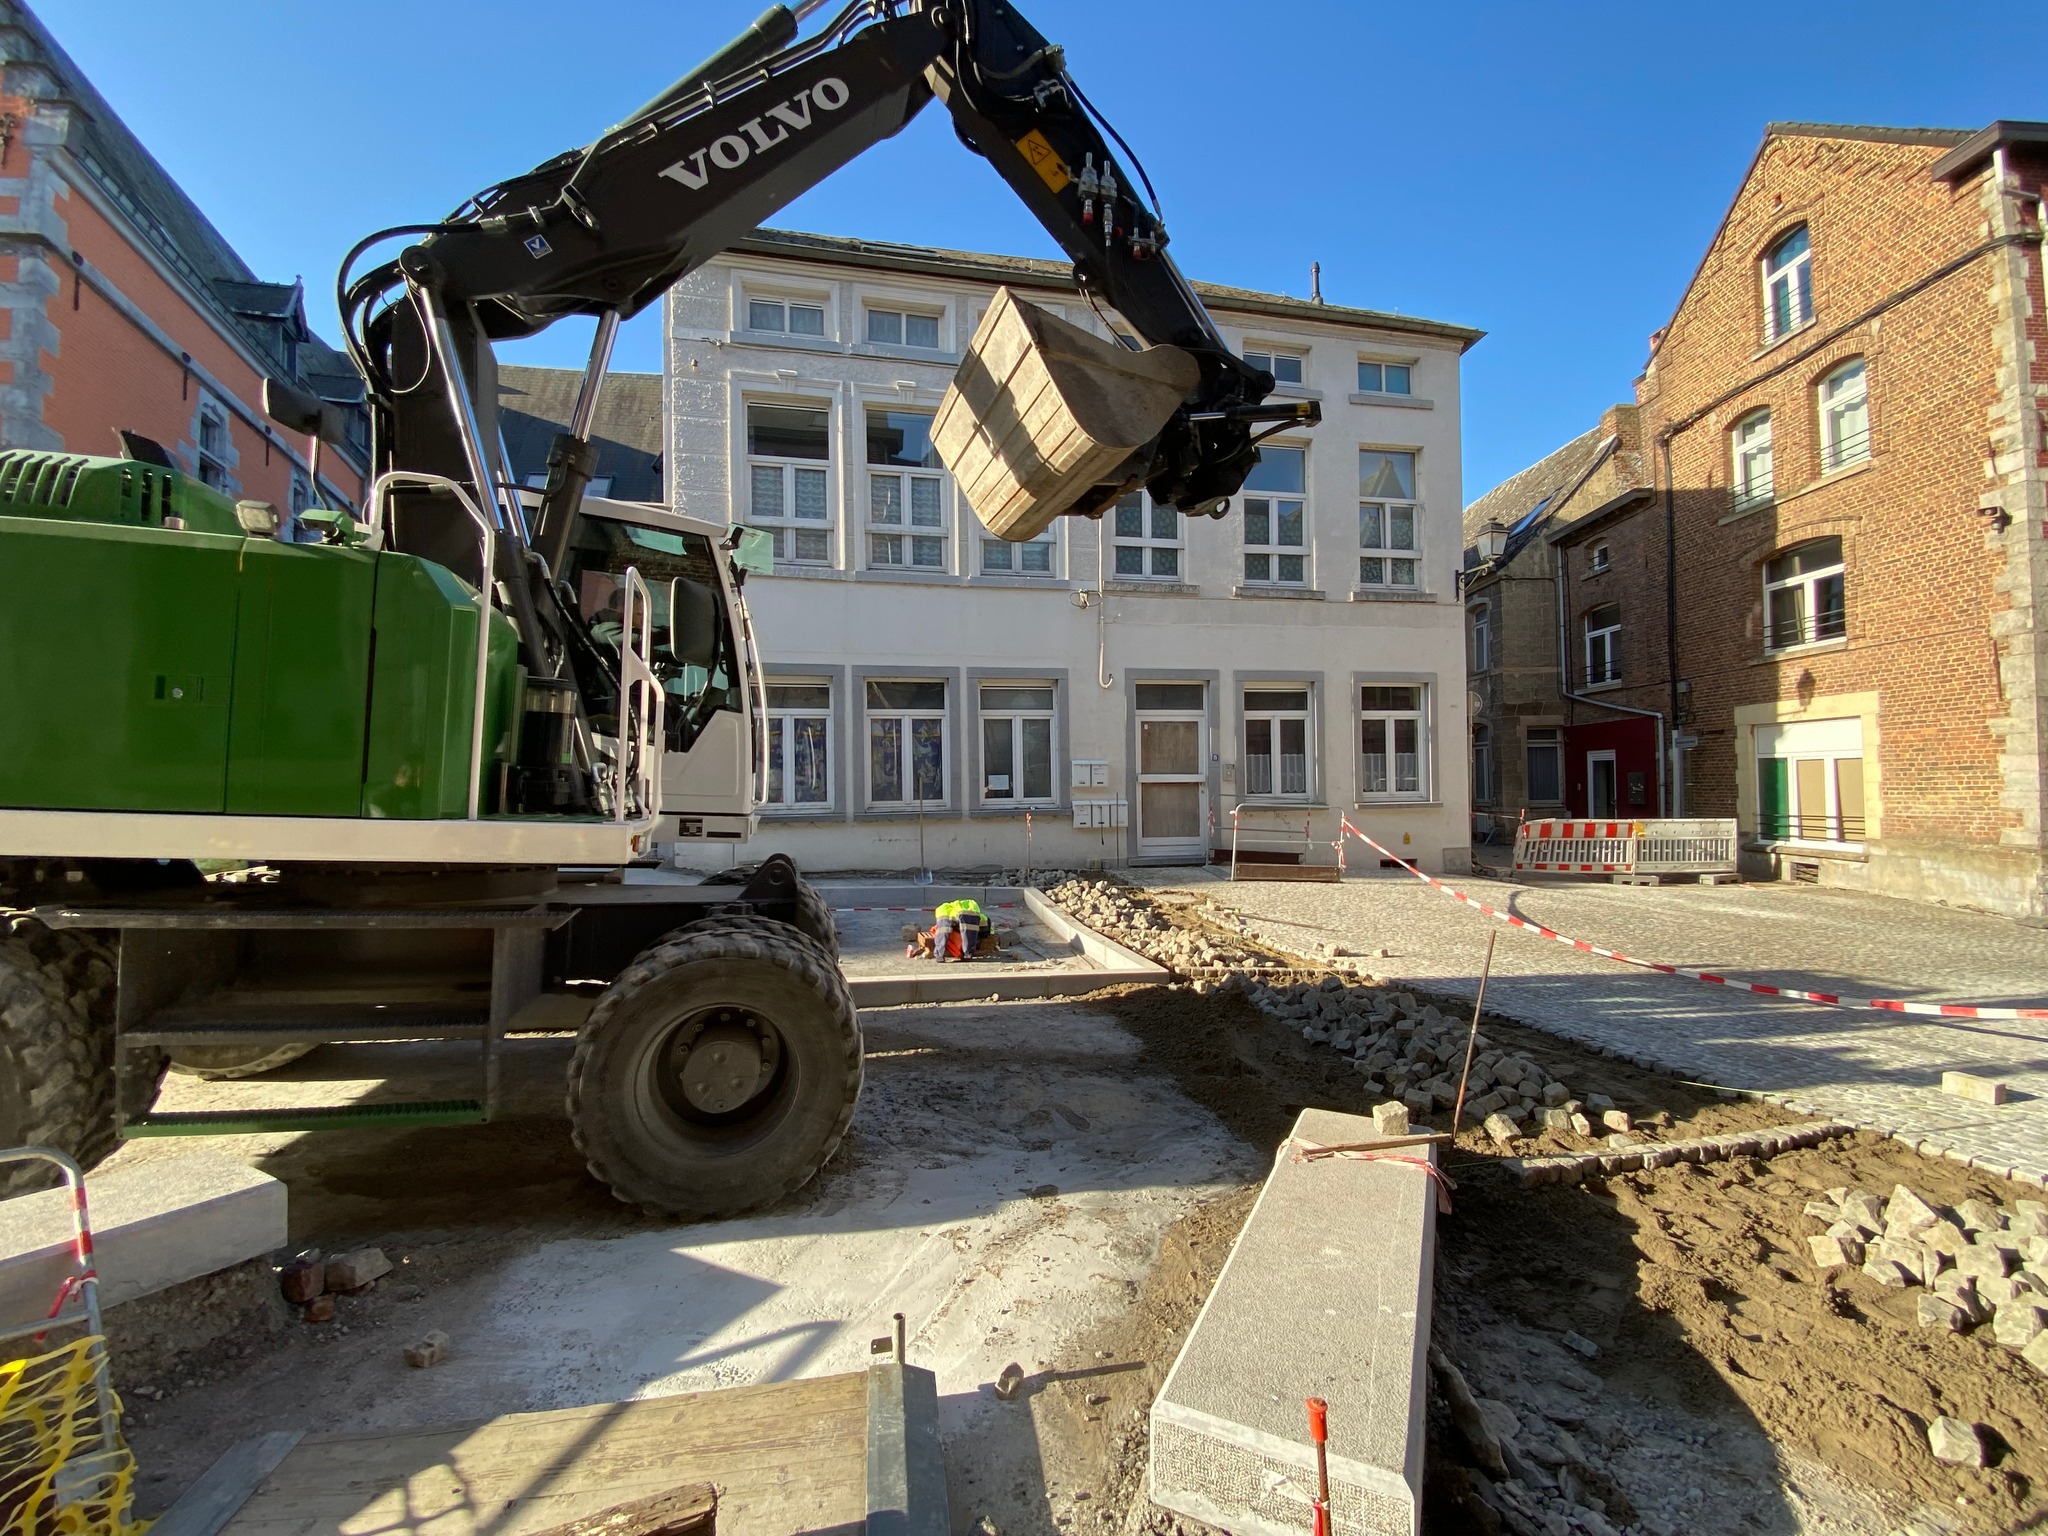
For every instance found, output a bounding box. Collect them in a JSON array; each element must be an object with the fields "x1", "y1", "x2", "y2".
[
  {"x1": 1459, "y1": 409, "x2": 1650, "y2": 839},
  {"x1": 0, "y1": 3, "x2": 366, "y2": 517},
  {"x1": 665, "y1": 230, "x2": 1482, "y2": 874},
  {"x1": 1465, "y1": 121, "x2": 2048, "y2": 920}
]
